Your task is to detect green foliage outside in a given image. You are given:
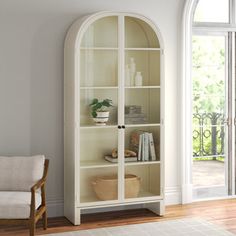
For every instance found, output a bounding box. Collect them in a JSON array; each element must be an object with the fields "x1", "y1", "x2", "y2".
[
  {"x1": 193, "y1": 156, "x2": 225, "y2": 162},
  {"x1": 192, "y1": 35, "x2": 225, "y2": 161}
]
